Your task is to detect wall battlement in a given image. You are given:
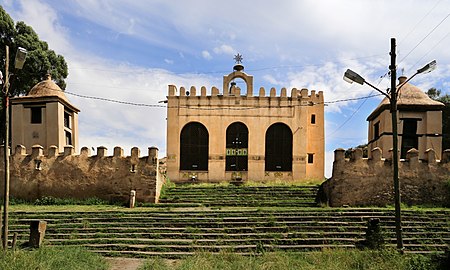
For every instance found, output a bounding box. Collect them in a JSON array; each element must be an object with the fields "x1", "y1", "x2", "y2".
[
  {"x1": 168, "y1": 84, "x2": 324, "y2": 103},
  {"x1": 333, "y1": 147, "x2": 450, "y2": 169},
  {"x1": 322, "y1": 147, "x2": 450, "y2": 207},
  {"x1": 4, "y1": 145, "x2": 159, "y2": 162},
  {"x1": 0, "y1": 144, "x2": 164, "y2": 203}
]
